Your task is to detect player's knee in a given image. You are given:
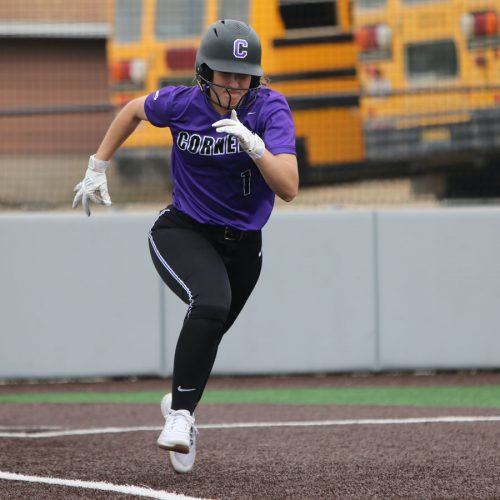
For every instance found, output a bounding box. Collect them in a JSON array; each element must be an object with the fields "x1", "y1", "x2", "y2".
[{"x1": 190, "y1": 297, "x2": 231, "y2": 324}]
